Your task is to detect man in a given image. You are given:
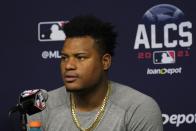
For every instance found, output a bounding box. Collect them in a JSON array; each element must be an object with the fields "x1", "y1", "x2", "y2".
[{"x1": 29, "y1": 15, "x2": 163, "y2": 131}]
